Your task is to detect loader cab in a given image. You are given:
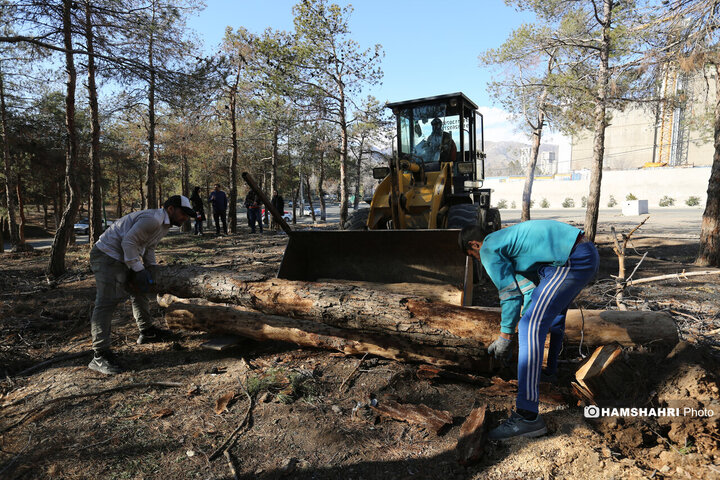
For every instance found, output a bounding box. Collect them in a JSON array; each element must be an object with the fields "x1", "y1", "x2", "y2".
[{"x1": 387, "y1": 92, "x2": 485, "y2": 194}]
